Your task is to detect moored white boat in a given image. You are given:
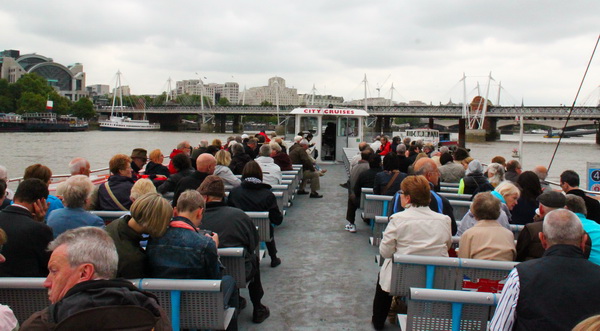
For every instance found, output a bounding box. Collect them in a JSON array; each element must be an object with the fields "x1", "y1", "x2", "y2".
[{"x1": 99, "y1": 70, "x2": 160, "y2": 131}]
